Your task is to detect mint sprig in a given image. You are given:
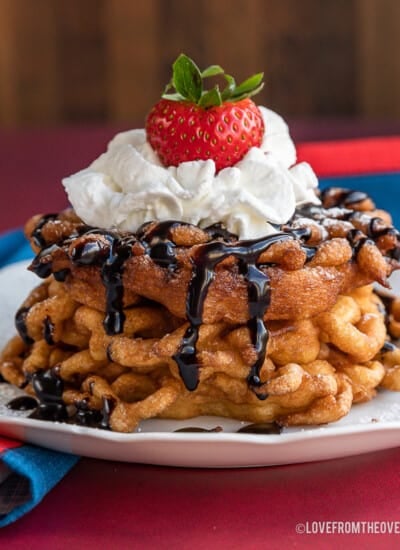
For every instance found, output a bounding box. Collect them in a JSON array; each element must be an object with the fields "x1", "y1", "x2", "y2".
[{"x1": 162, "y1": 53, "x2": 264, "y2": 108}]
